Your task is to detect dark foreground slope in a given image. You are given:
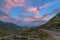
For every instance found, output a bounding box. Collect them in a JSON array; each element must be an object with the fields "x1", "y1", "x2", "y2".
[{"x1": 39, "y1": 13, "x2": 60, "y2": 31}]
